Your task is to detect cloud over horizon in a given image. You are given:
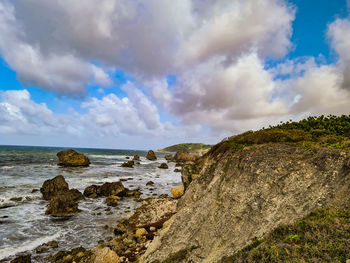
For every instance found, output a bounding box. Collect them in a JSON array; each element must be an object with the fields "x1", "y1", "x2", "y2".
[{"x1": 0, "y1": 0, "x2": 349, "y2": 146}]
